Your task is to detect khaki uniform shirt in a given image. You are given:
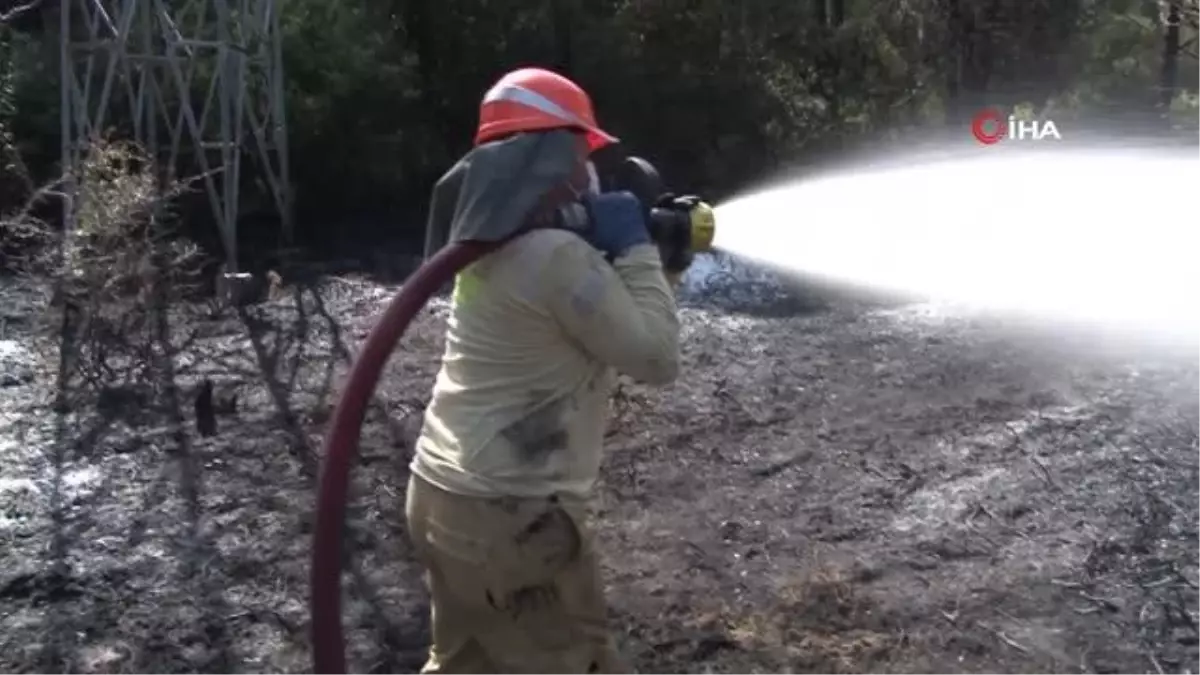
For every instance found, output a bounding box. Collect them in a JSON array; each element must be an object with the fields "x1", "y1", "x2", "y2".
[{"x1": 410, "y1": 230, "x2": 680, "y2": 500}]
